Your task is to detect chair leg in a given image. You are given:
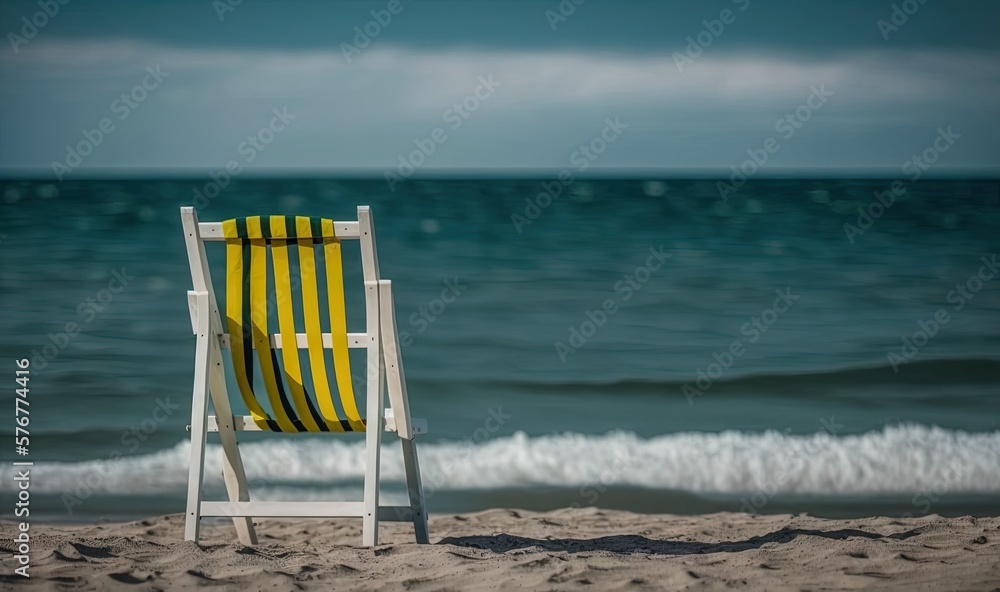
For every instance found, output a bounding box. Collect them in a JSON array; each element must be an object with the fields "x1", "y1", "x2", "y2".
[
  {"x1": 184, "y1": 293, "x2": 212, "y2": 542},
  {"x1": 401, "y1": 438, "x2": 430, "y2": 544},
  {"x1": 208, "y1": 341, "x2": 258, "y2": 545},
  {"x1": 362, "y1": 283, "x2": 385, "y2": 546},
  {"x1": 219, "y1": 441, "x2": 257, "y2": 545},
  {"x1": 362, "y1": 421, "x2": 383, "y2": 546}
]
